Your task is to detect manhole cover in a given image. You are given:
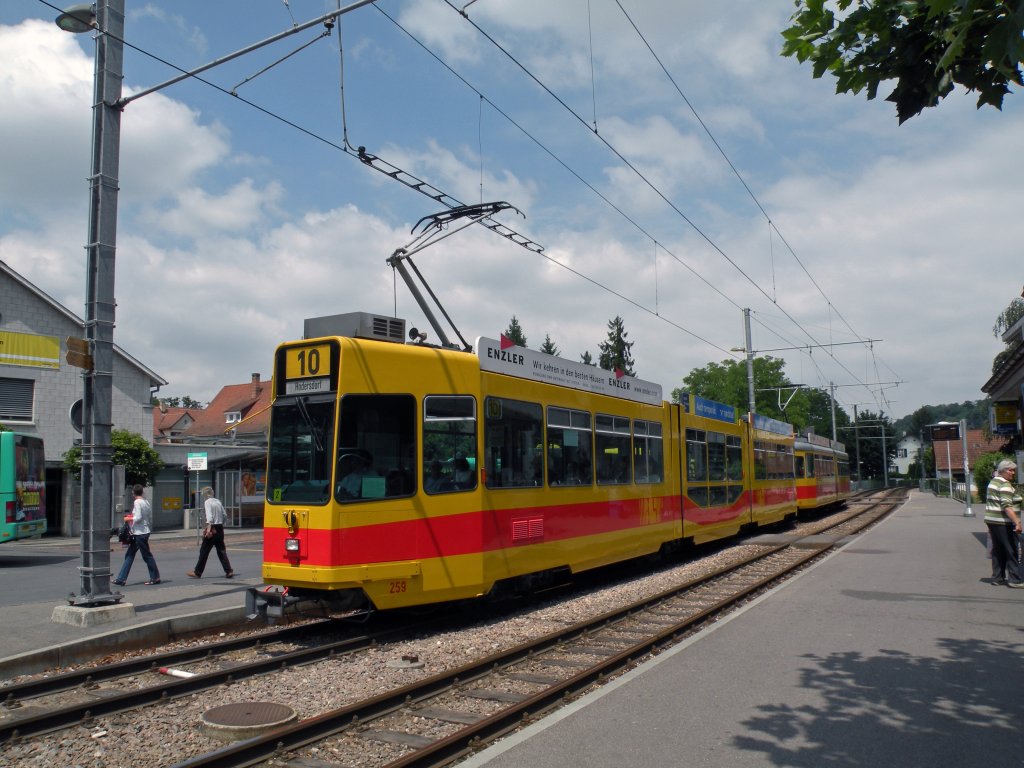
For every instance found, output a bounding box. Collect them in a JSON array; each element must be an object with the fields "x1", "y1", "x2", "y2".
[{"x1": 201, "y1": 701, "x2": 297, "y2": 740}]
